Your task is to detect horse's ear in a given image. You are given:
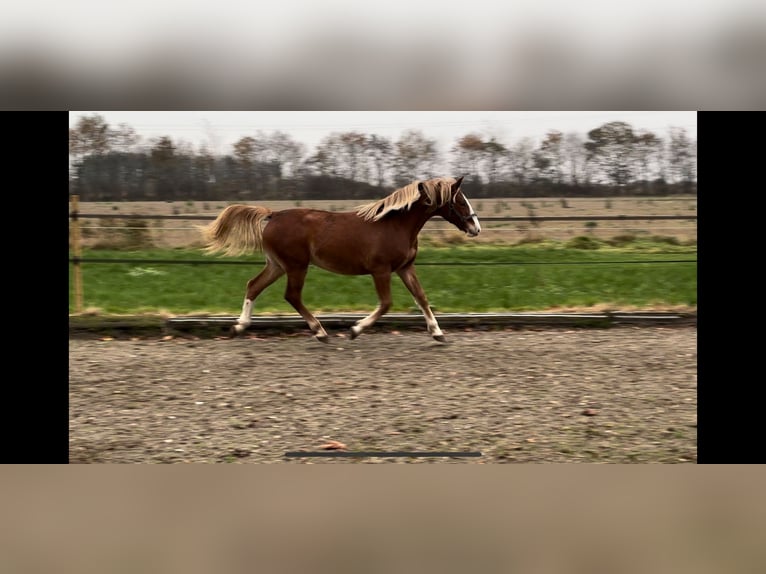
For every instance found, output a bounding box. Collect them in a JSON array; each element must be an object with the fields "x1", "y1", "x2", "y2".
[{"x1": 452, "y1": 176, "x2": 464, "y2": 194}]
